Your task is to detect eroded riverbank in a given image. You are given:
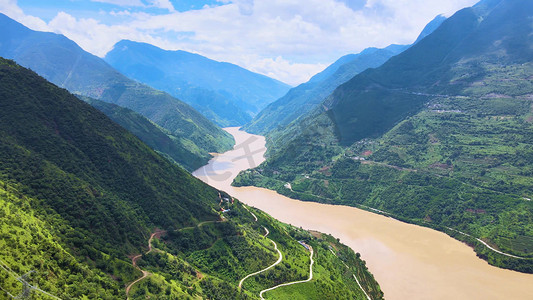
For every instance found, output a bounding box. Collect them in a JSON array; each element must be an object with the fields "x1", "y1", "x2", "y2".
[{"x1": 193, "y1": 127, "x2": 533, "y2": 300}]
